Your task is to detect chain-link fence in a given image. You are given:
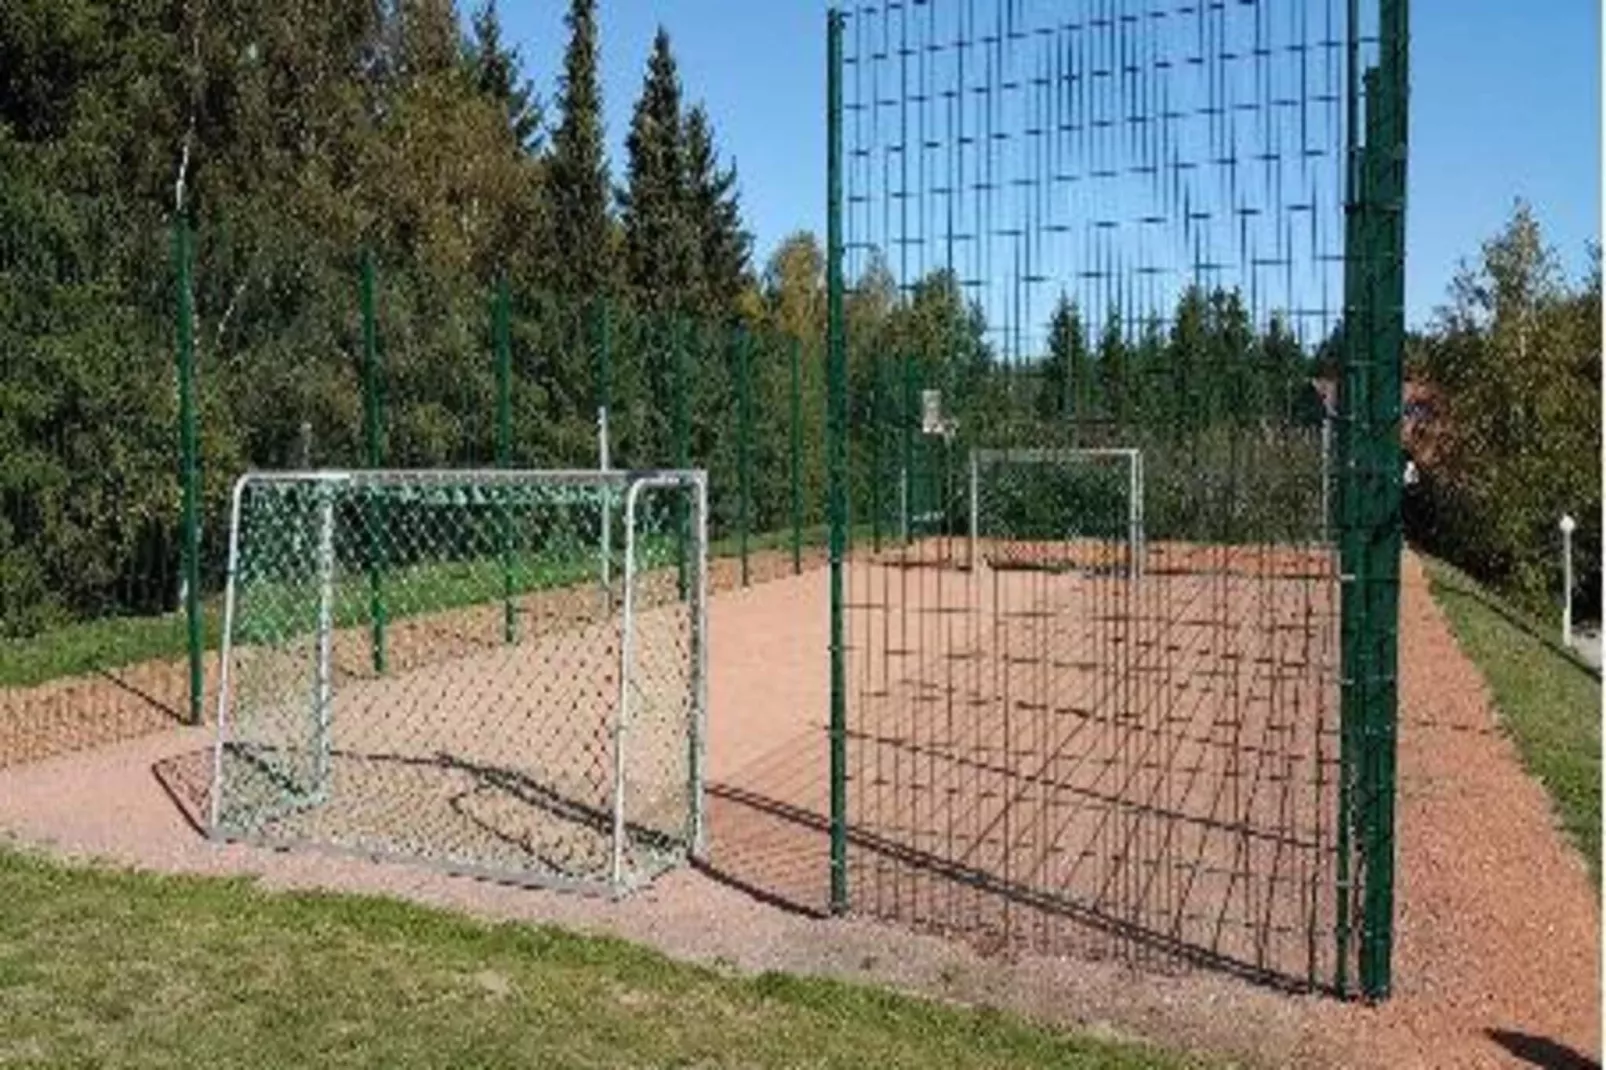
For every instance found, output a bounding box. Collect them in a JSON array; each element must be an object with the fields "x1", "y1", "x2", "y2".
[{"x1": 209, "y1": 469, "x2": 707, "y2": 894}]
